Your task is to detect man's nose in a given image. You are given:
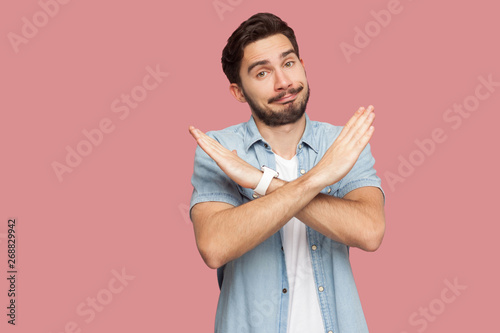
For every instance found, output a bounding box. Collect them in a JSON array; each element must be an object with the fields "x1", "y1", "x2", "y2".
[{"x1": 274, "y1": 69, "x2": 292, "y2": 91}]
